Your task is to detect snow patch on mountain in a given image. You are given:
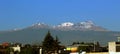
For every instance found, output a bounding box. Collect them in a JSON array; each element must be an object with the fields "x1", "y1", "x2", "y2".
[
  {"x1": 28, "y1": 20, "x2": 108, "y2": 31},
  {"x1": 77, "y1": 20, "x2": 94, "y2": 29},
  {"x1": 30, "y1": 23, "x2": 50, "y2": 29},
  {"x1": 57, "y1": 22, "x2": 74, "y2": 27}
]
